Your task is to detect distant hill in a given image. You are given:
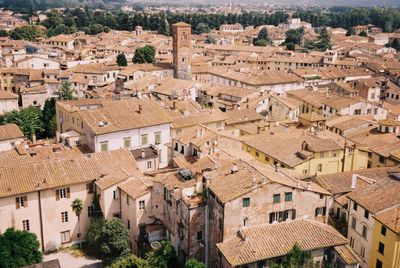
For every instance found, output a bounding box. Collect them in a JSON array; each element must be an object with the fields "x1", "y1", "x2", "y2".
[{"x1": 129, "y1": 0, "x2": 400, "y2": 7}]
